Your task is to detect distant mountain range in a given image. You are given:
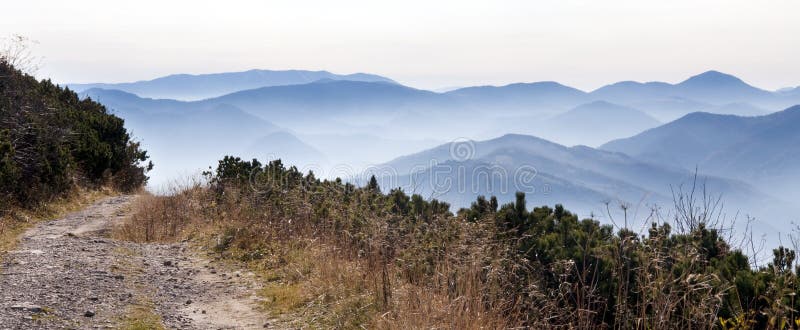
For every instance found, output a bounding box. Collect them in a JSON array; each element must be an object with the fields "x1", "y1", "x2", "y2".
[
  {"x1": 80, "y1": 88, "x2": 325, "y2": 186},
  {"x1": 379, "y1": 133, "x2": 785, "y2": 219},
  {"x1": 80, "y1": 69, "x2": 800, "y2": 144},
  {"x1": 72, "y1": 69, "x2": 800, "y2": 255},
  {"x1": 445, "y1": 70, "x2": 798, "y2": 121},
  {"x1": 80, "y1": 87, "x2": 443, "y2": 185},
  {"x1": 376, "y1": 134, "x2": 793, "y2": 243},
  {"x1": 602, "y1": 105, "x2": 800, "y2": 200},
  {"x1": 592, "y1": 71, "x2": 770, "y2": 105},
  {"x1": 78, "y1": 70, "x2": 800, "y2": 207},
  {"x1": 69, "y1": 69, "x2": 396, "y2": 100},
  {"x1": 198, "y1": 79, "x2": 456, "y2": 127},
  {"x1": 444, "y1": 81, "x2": 590, "y2": 116}
]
